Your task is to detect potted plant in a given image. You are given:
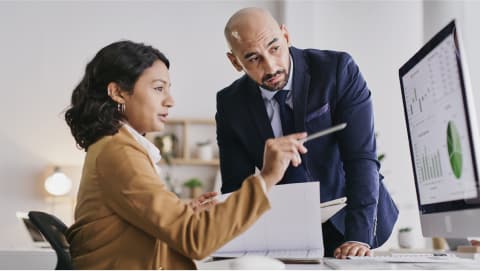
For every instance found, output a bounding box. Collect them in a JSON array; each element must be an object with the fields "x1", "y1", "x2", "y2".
[
  {"x1": 375, "y1": 132, "x2": 386, "y2": 162},
  {"x1": 183, "y1": 178, "x2": 203, "y2": 198},
  {"x1": 196, "y1": 139, "x2": 213, "y2": 161},
  {"x1": 154, "y1": 133, "x2": 179, "y2": 193},
  {"x1": 154, "y1": 133, "x2": 178, "y2": 164},
  {"x1": 398, "y1": 227, "x2": 415, "y2": 248}
]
